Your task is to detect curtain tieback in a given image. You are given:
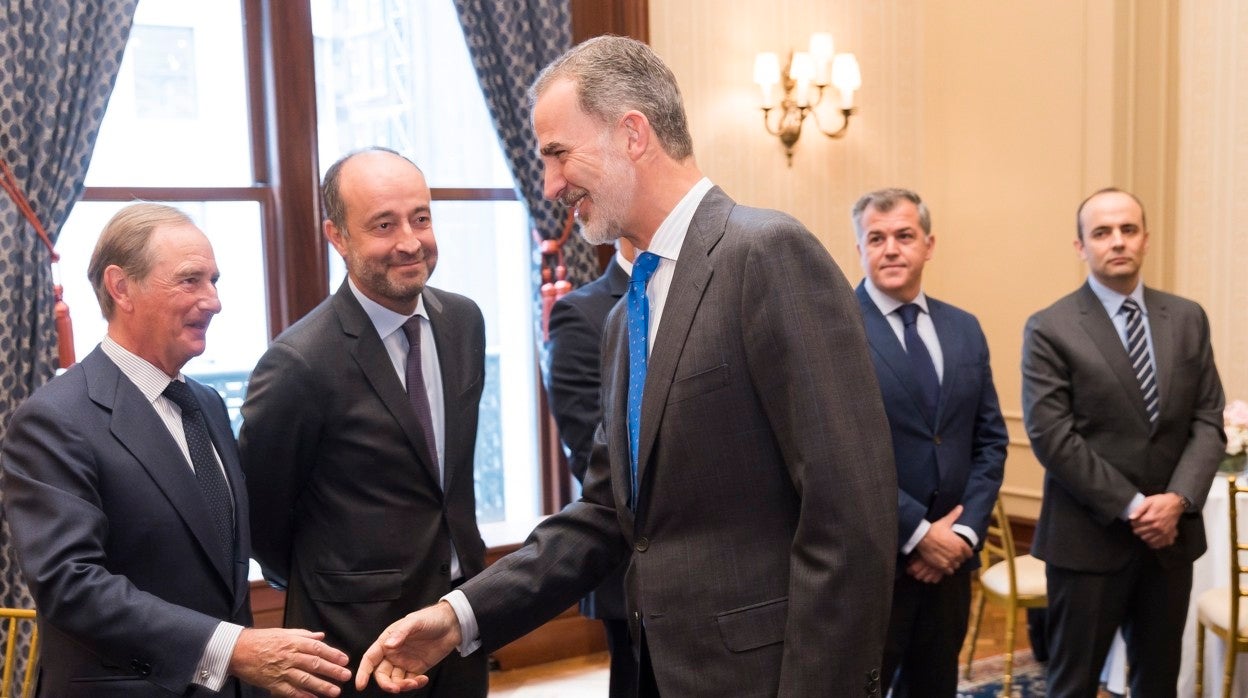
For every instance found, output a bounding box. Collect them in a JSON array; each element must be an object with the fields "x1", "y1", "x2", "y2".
[{"x1": 0, "y1": 158, "x2": 75, "y2": 369}]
